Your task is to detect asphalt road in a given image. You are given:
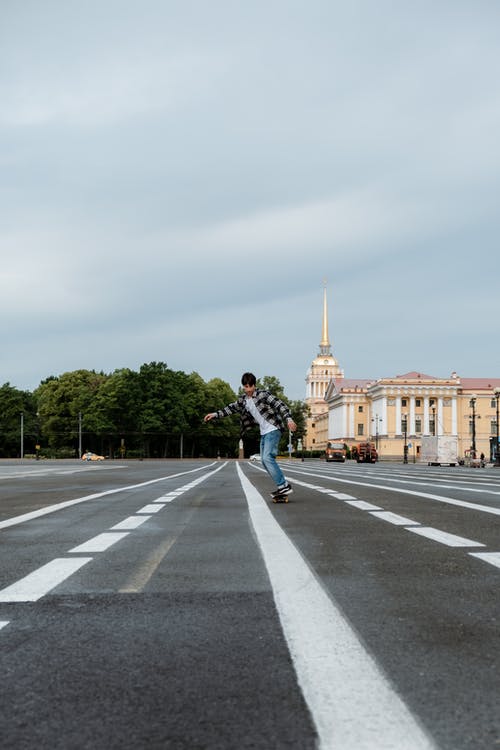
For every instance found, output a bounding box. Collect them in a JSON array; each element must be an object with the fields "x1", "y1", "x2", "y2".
[{"x1": 0, "y1": 458, "x2": 499, "y2": 750}]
